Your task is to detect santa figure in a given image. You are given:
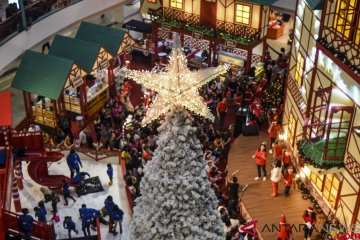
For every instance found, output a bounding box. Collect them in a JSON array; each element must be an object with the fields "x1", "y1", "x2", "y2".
[{"x1": 277, "y1": 214, "x2": 293, "y2": 240}]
